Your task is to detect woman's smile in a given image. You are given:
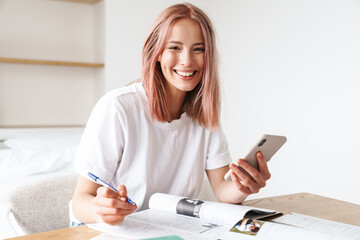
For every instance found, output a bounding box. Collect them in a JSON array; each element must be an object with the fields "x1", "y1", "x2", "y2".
[{"x1": 173, "y1": 70, "x2": 198, "y2": 80}]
